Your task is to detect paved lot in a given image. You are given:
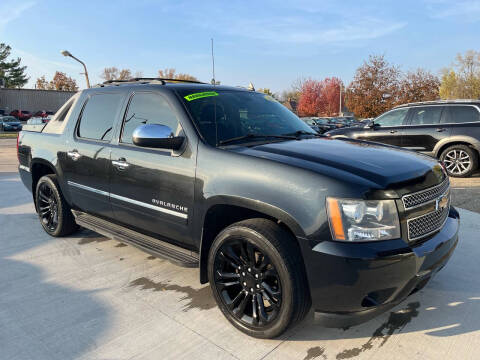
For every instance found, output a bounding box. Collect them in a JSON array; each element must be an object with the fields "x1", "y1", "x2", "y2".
[{"x1": 1, "y1": 138, "x2": 480, "y2": 359}]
